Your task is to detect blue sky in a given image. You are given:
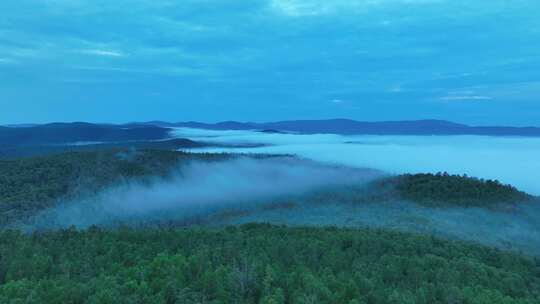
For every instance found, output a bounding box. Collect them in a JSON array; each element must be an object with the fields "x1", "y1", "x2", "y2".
[{"x1": 1, "y1": 0, "x2": 539, "y2": 125}]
